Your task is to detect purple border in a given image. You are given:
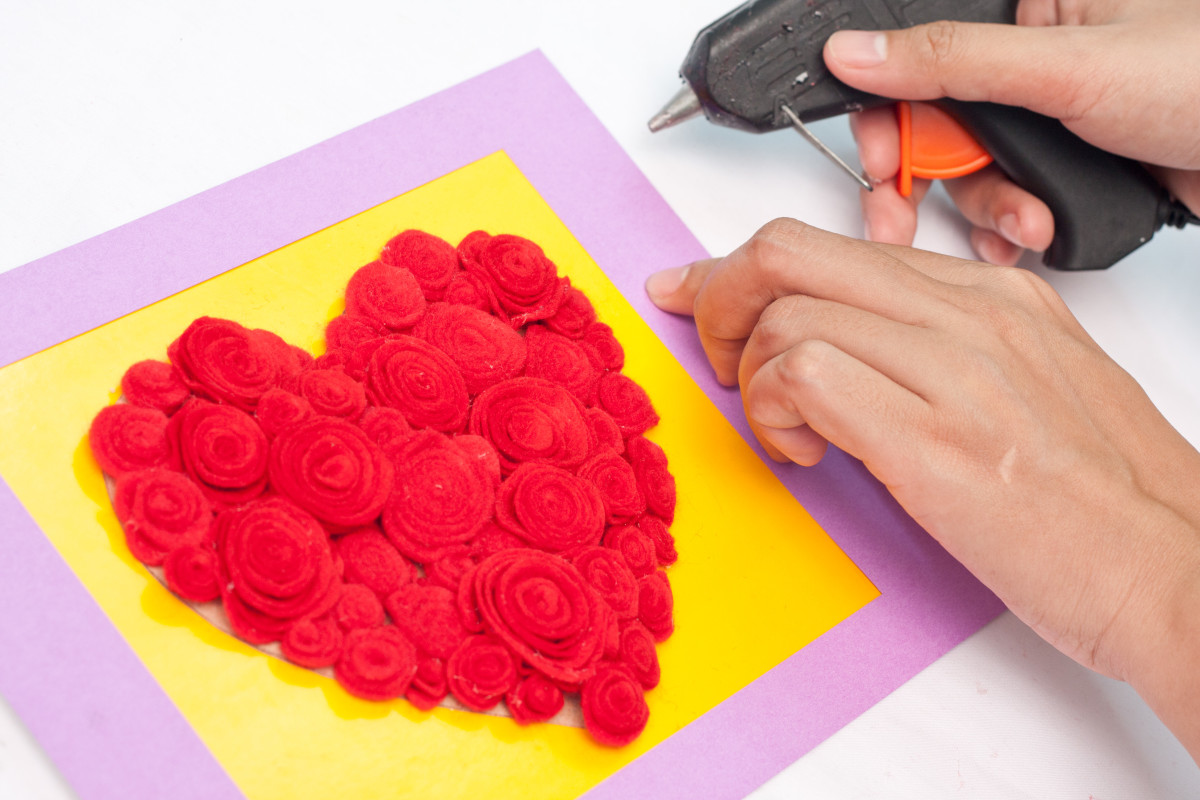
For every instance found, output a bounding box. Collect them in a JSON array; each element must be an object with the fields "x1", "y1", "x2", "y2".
[{"x1": 0, "y1": 51, "x2": 1002, "y2": 800}]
